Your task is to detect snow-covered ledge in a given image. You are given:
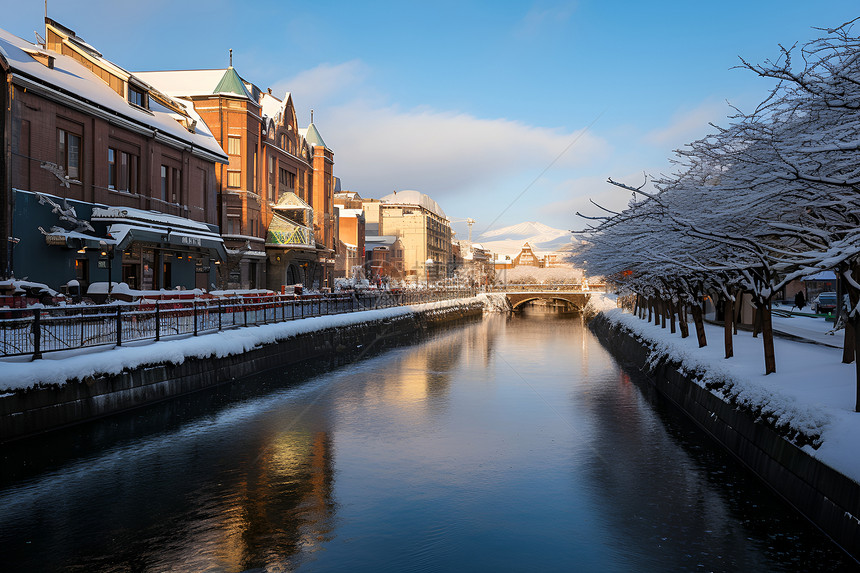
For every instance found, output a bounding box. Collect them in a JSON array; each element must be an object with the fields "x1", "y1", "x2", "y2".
[{"x1": 589, "y1": 293, "x2": 859, "y2": 488}]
